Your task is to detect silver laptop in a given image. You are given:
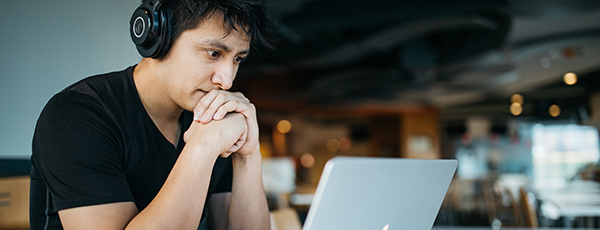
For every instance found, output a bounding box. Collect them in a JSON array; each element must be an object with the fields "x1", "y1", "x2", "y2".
[{"x1": 302, "y1": 156, "x2": 457, "y2": 230}]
